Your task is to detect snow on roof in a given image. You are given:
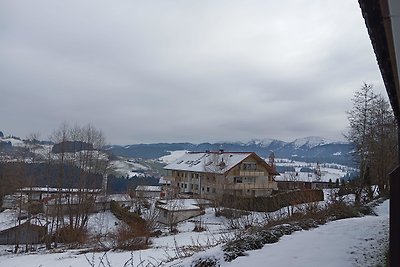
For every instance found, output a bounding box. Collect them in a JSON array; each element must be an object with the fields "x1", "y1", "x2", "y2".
[
  {"x1": 18, "y1": 187, "x2": 102, "y2": 194},
  {"x1": 0, "y1": 209, "x2": 20, "y2": 232},
  {"x1": 0, "y1": 137, "x2": 25, "y2": 147},
  {"x1": 106, "y1": 194, "x2": 132, "y2": 202},
  {"x1": 159, "y1": 150, "x2": 189, "y2": 164},
  {"x1": 135, "y1": 185, "x2": 162, "y2": 192},
  {"x1": 0, "y1": 210, "x2": 47, "y2": 232},
  {"x1": 164, "y1": 151, "x2": 253, "y2": 174},
  {"x1": 156, "y1": 199, "x2": 208, "y2": 211}
]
